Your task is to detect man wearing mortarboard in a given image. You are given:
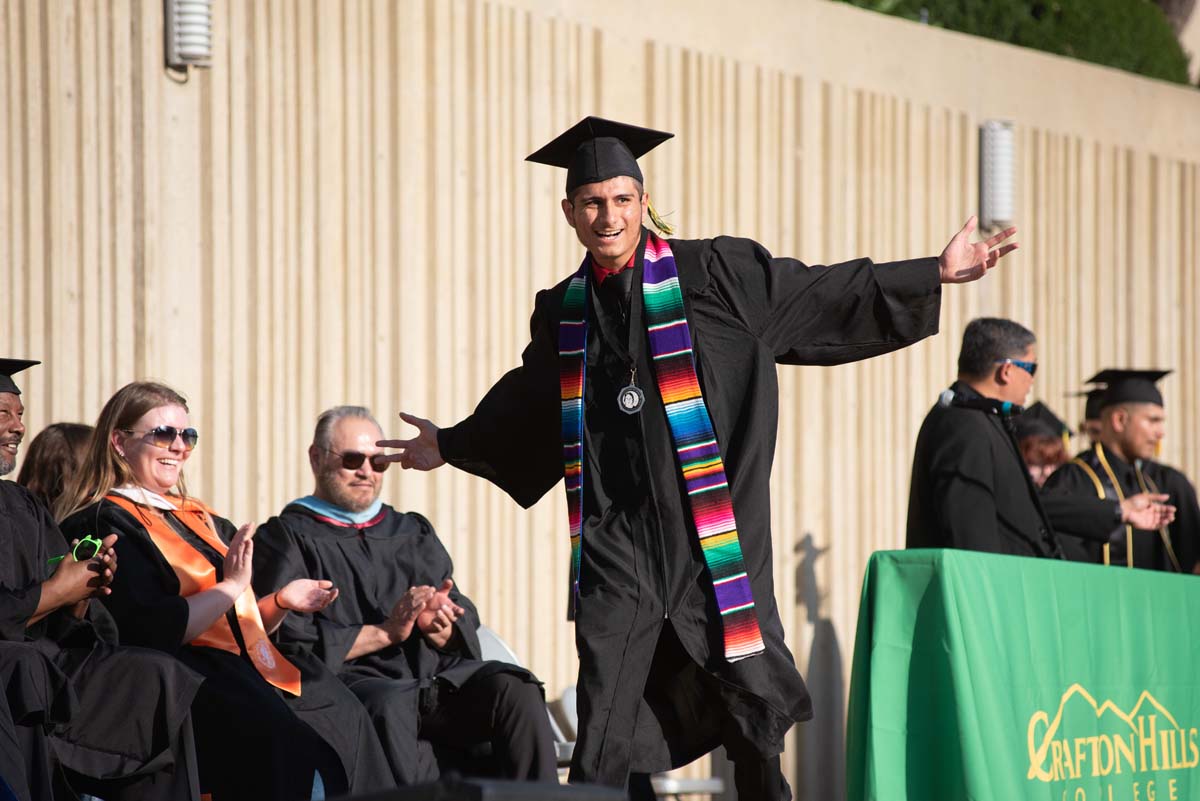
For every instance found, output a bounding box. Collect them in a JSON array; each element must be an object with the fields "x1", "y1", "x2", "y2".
[
  {"x1": 1072, "y1": 387, "x2": 1106, "y2": 448},
  {"x1": 1044, "y1": 369, "x2": 1199, "y2": 572},
  {"x1": 378, "y1": 117, "x2": 1018, "y2": 798},
  {"x1": 0, "y1": 359, "x2": 203, "y2": 801}
]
